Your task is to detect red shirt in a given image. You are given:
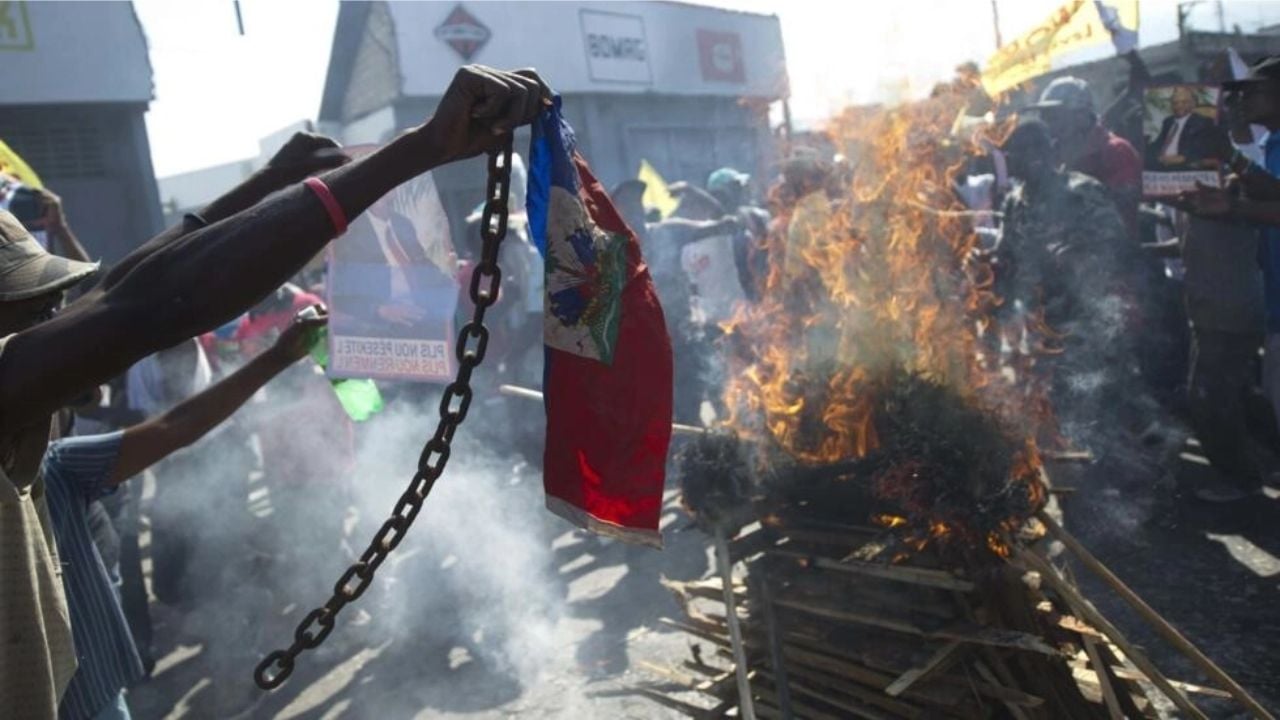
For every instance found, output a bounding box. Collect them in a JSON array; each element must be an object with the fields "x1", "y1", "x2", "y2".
[{"x1": 1071, "y1": 125, "x2": 1142, "y2": 239}]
